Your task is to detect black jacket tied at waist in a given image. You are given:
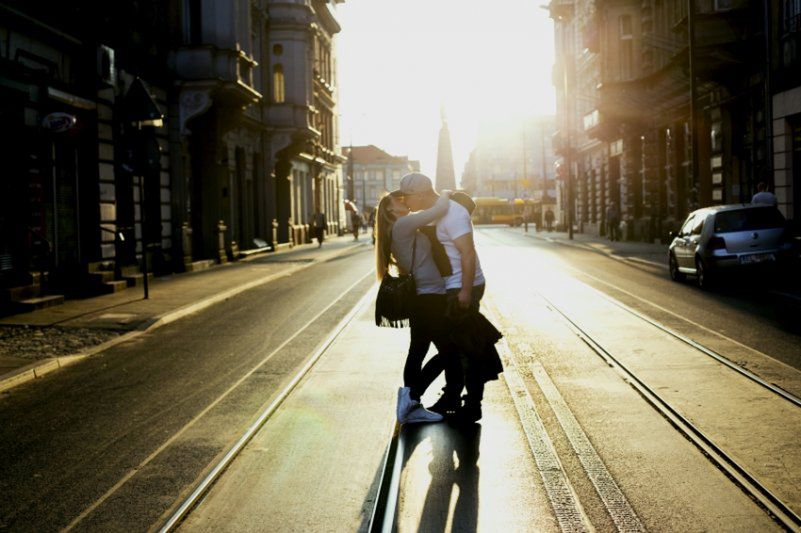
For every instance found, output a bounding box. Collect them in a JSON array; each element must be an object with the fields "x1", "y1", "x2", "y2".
[{"x1": 447, "y1": 308, "x2": 503, "y2": 383}]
